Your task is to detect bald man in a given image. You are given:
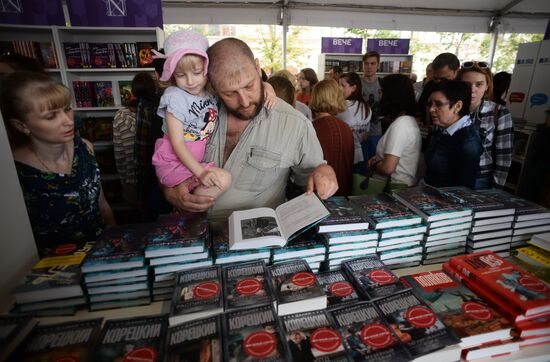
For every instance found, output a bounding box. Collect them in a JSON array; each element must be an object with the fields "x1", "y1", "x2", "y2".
[{"x1": 164, "y1": 38, "x2": 338, "y2": 218}]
